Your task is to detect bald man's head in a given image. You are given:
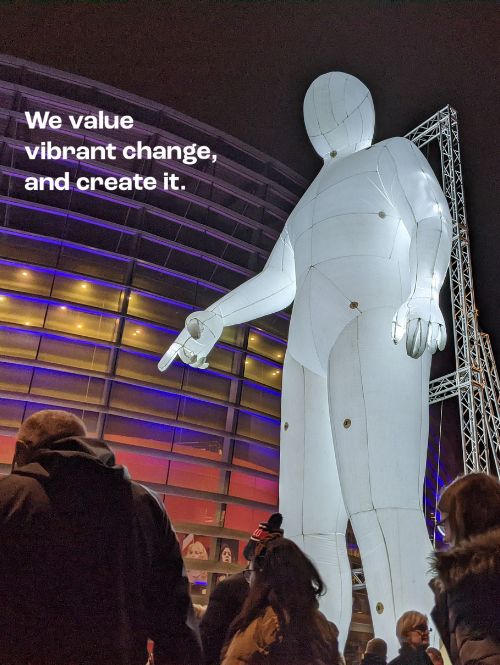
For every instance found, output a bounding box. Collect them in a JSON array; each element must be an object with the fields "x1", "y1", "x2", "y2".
[{"x1": 14, "y1": 410, "x2": 87, "y2": 467}]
